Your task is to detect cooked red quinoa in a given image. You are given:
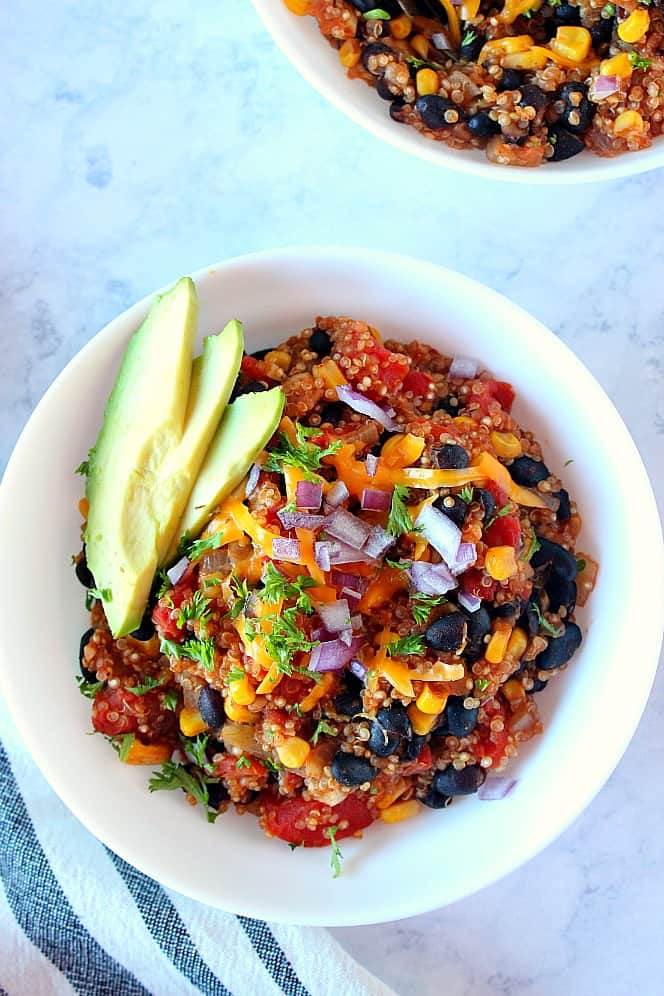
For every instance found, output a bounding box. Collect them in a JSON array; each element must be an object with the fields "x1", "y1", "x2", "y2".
[
  {"x1": 76, "y1": 317, "x2": 597, "y2": 855},
  {"x1": 289, "y1": 0, "x2": 664, "y2": 167}
]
